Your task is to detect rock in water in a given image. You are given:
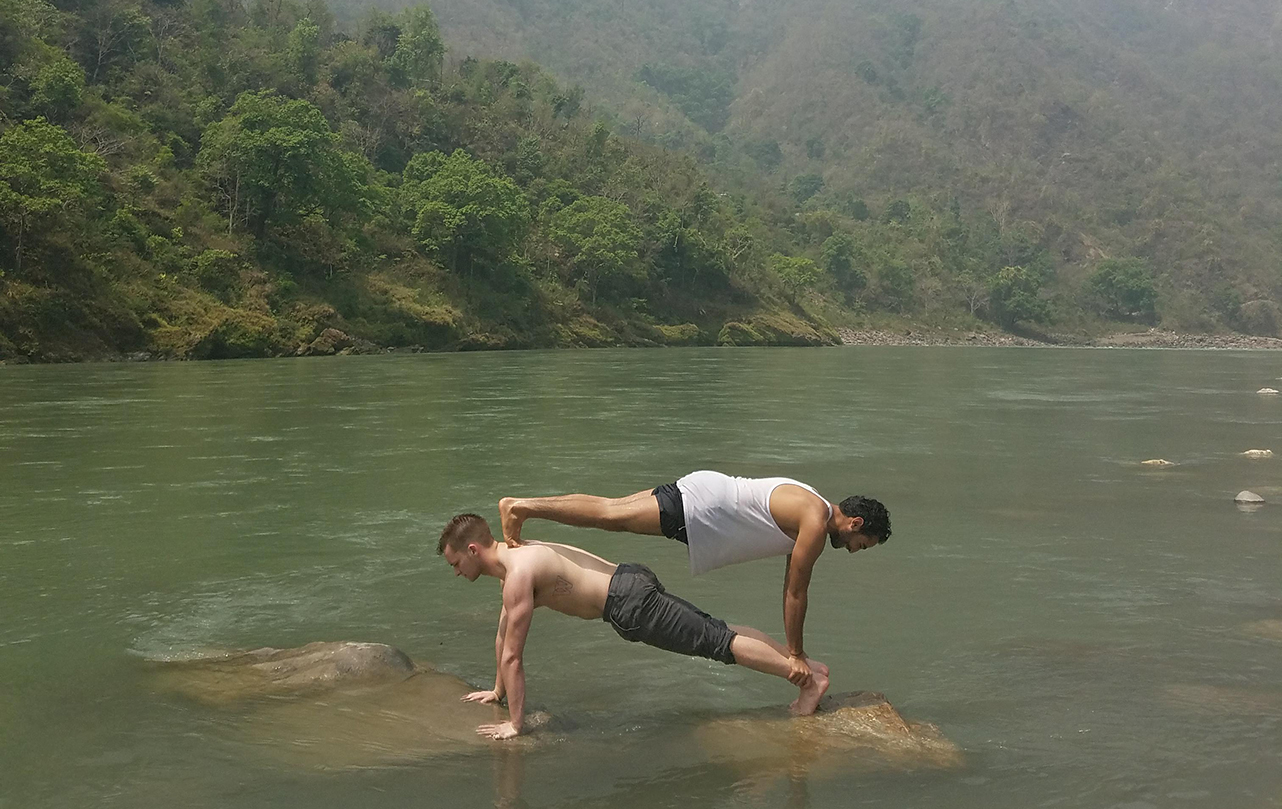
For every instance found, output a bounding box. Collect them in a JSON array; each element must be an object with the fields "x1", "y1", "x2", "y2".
[
  {"x1": 148, "y1": 641, "x2": 417, "y2": 704},
  {"x1": 1242, "y1": 619, "x2": 1282, "y2": 641},
  {"x1": 1241, "y1": 449, "x2": 1274, "y2": 459},
  {"x1": 1163, "y1": 684, "x2": 1282, "y2": 717},
  {"x1": 236, "y1": 668, "x2": 557, "y2": 768},
  {"x1": 148, "y1": 641, "x2": 560, "y2": 769},
  {"x1": 1234, "y1": 491, "x2": 1265, "y2": 504},
  {"x1": 1141, "y1": 459, "x2": 1175, "y2": 467},
  {"x1": 694, "y1": 691, "x2": 961, "y2": 776},
  {"x1": 1257, "y1": 388, "x2": 1279, "y2": 395}
]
